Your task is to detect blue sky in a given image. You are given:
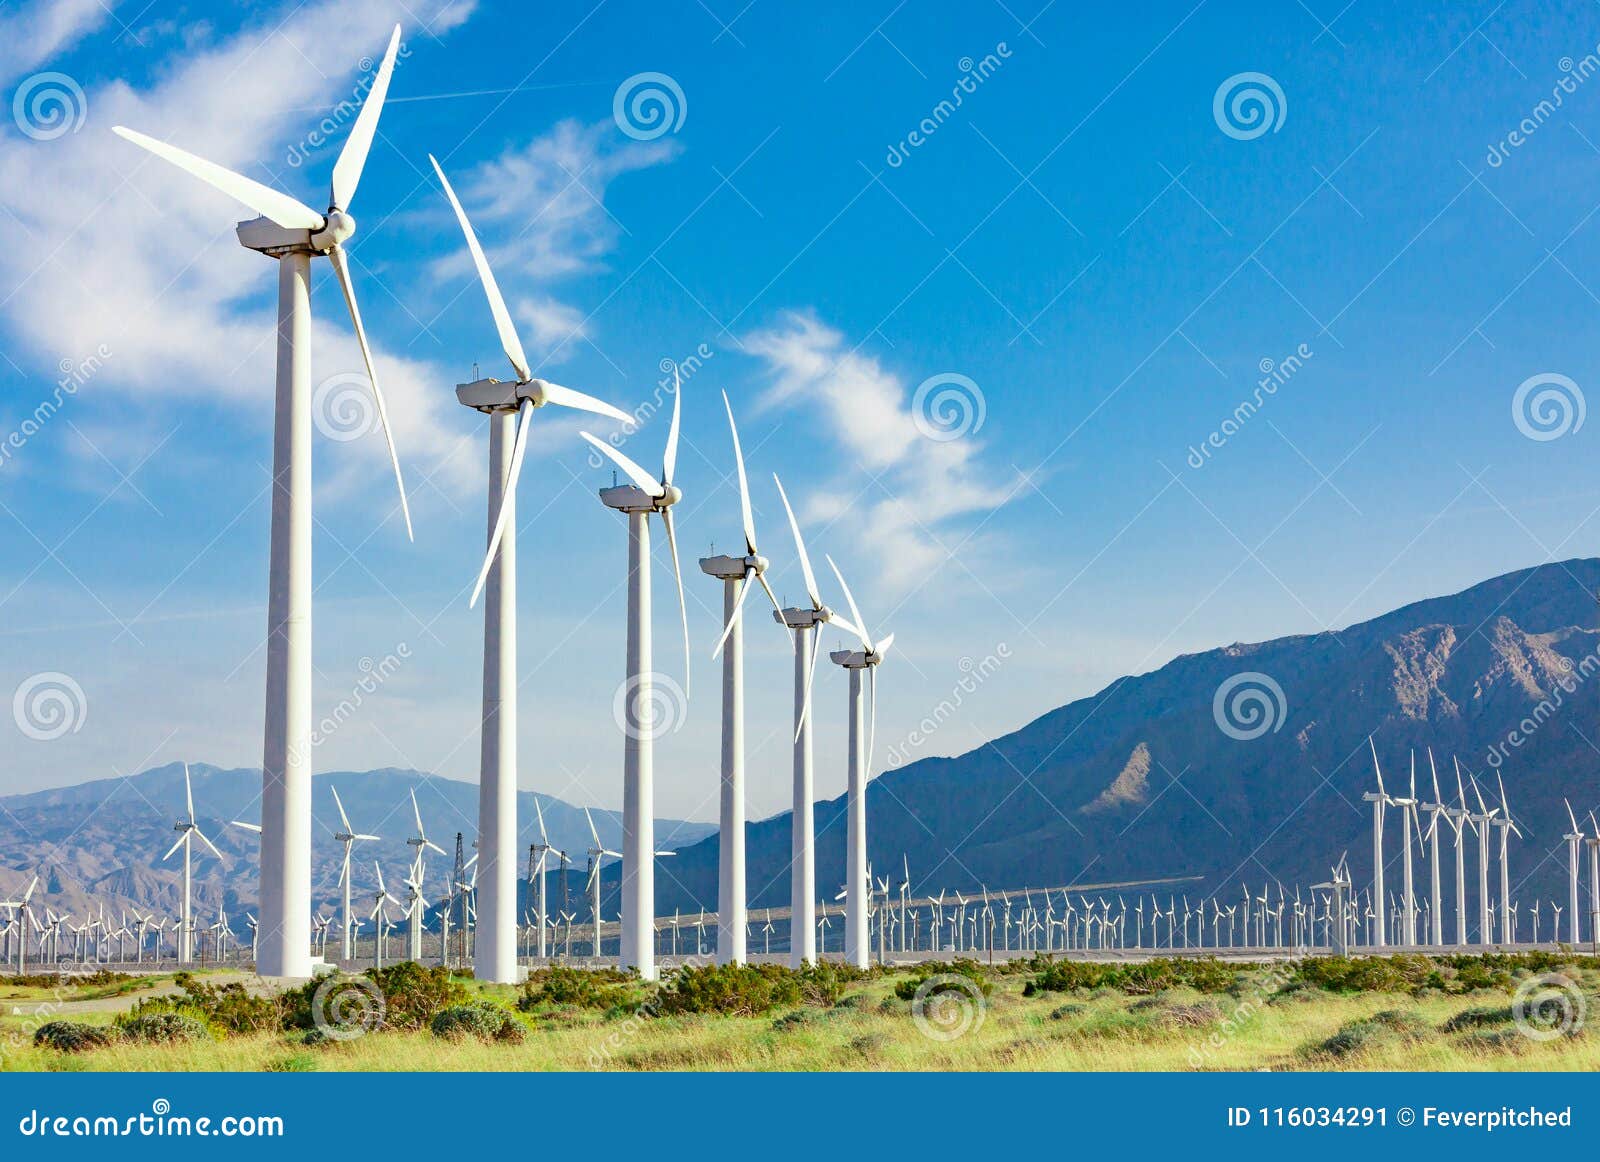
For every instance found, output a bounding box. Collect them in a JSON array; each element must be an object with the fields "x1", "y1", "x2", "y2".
[{"x1": 3, "y1": 0, "x2": 1600, "y2": 821}]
